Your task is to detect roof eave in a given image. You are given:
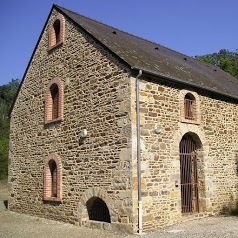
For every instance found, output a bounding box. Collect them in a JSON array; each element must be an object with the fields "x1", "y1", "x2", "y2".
[
  {"x1": 131, "y1": 66, "x2": 238, "y2": 102},
  {"x1": 56, "y1": 5, "x2": 238, "y2": 102}
]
